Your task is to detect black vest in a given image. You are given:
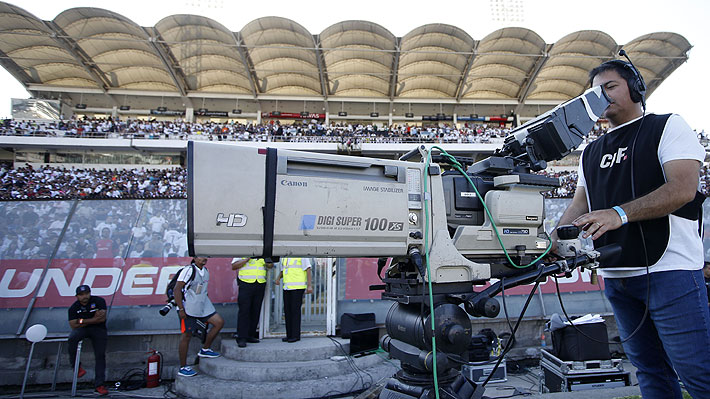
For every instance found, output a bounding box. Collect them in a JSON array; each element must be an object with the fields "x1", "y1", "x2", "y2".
[{"x1": 581, "y1": 114, "x2": 702, "y2": 267}]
